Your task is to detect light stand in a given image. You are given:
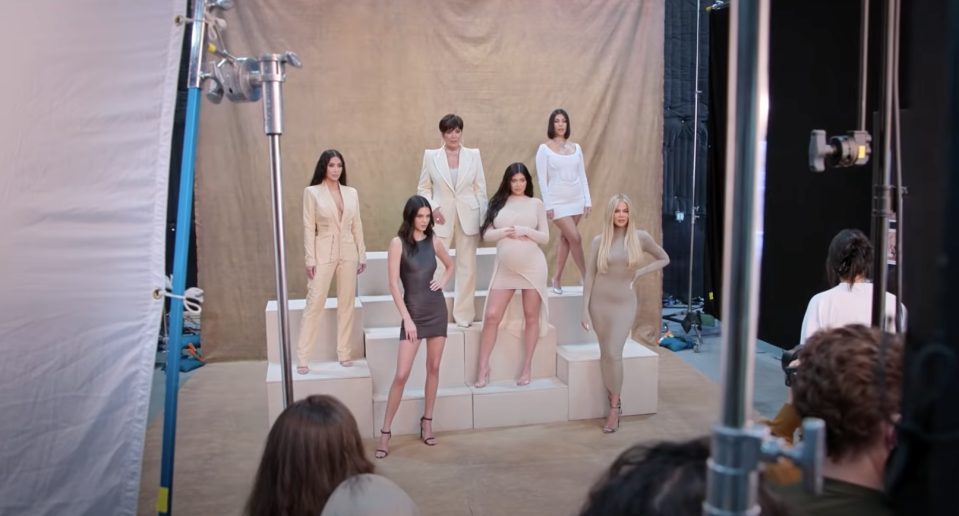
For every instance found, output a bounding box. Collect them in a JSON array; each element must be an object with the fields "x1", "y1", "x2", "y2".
[
  {"x1": 202, "y1": 19, "x2": 302, "y2": 411},
  {"x1": 158, "y1": 2, "x2": 300, "y2": 514},
  {"x1": 704, "y1": 0, "x2": 826, "y2": 514},
  {"x1": 663, "y1": 0, "x2": 705, "y2": 353}
]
